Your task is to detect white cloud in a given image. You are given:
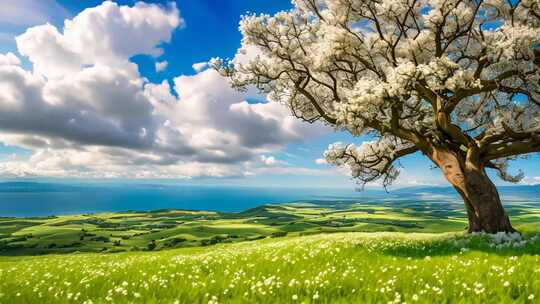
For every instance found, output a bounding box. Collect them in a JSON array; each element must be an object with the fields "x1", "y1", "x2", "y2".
[
  {"x1": 15, "y1": 1, "x2": 182, "y2": 78},
  {"x1": 315, "y1": 158, "x2": 327, "y2": 165},
  {"x1": 521, "y1": 176, "x2": 540, "y2": 185},
  {"x1": 385, "y1": 168, "x2": 446, "y2": 188},
  {"x1": 0, "y1": 1, "x2": 330, "y2": 179},
  {"x1": 260, "y1": 155, "x2": 277, "y2": 166},
  {"x1": 253, "y1": 166, "x2": 334, "y2": 176},
  {"x1": 0, "y1": 52, "x2": 20, "y2": 66},
  {"x1": 192, "y1": 62, "x2": 208, "y2": 72},
  {"x1": 0, "y1": 0, "x2": 69, "y2": 27},
  {"x1": 155, "y1": 60, "x2": 168, "y2": 72},
  {"x1": 0, "y1": 0, "x2": 70, "y2": 54}
]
